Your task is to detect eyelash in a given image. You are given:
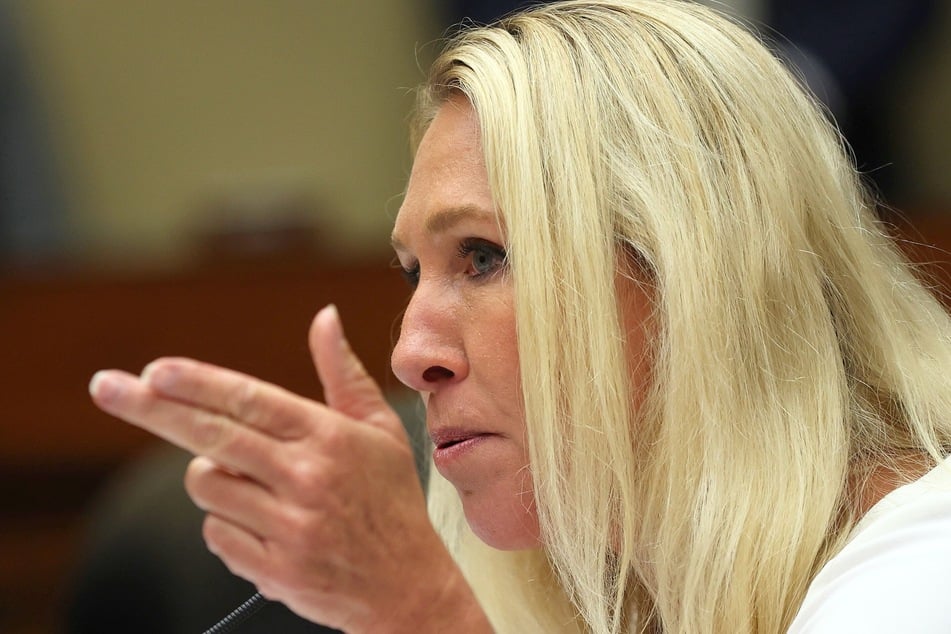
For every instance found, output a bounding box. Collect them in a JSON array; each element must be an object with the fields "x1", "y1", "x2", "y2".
[
  {"x1": 400, "y1": 262, "x2": 420, "y2": 287},
  {"x1": 398, "y1": 238, "x2": 507, "y2": 288},
  {"x1": 457, "y1": 238, "x2": 507, "y2": 278}
]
